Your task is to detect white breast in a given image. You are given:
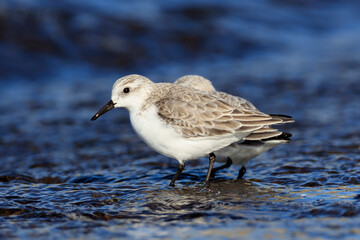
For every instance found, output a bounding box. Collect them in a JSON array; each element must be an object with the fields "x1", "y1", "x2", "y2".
[{"x1": 130, "y1": 106, "x2": 183, "y2": 159}]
